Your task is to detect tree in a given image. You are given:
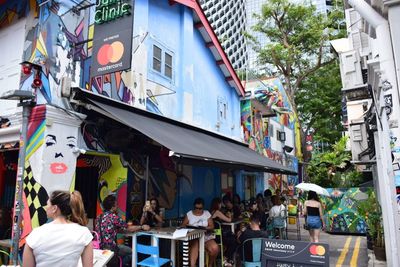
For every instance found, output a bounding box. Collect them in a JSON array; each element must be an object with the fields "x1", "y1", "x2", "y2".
[
  {"x1": 295, "y1": 62, "x2": 344, "y2": 145},
  {"x1": 306, "y1": 136, "x2": 363, "y2": 188},
  {"x1": 248, "y1": 0, "x2": 345, "y2": 160}
]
